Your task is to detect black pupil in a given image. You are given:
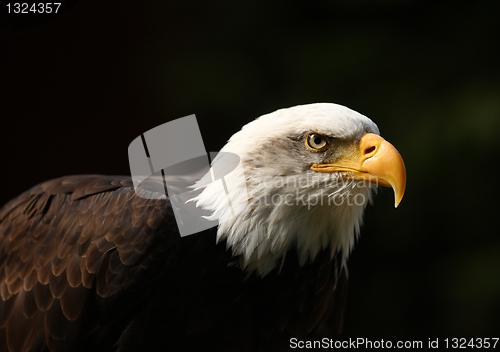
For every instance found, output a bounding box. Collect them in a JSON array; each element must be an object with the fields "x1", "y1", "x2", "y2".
[{"x1": 313, "y1": 136, "x2": 322, "y2": 146}]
